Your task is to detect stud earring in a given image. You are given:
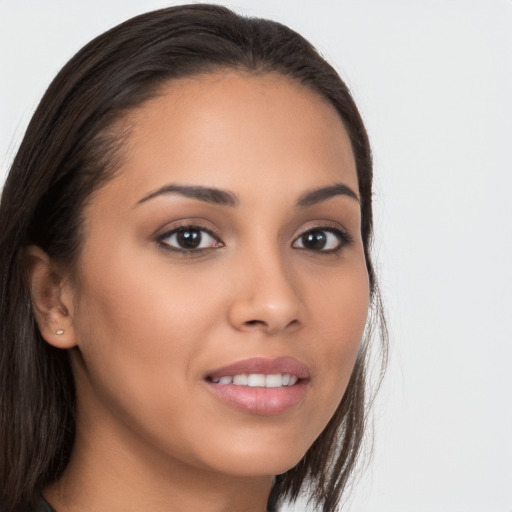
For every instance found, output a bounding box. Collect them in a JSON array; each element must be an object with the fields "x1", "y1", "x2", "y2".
[{"x1": 55, "y1": 329, "x2": 64, "y2": 335}]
